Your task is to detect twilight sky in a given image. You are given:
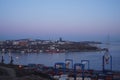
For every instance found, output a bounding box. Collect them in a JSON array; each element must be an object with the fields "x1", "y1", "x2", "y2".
[{"x1": 0, "y1": 0, "x2": 120, "y2": 41}]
